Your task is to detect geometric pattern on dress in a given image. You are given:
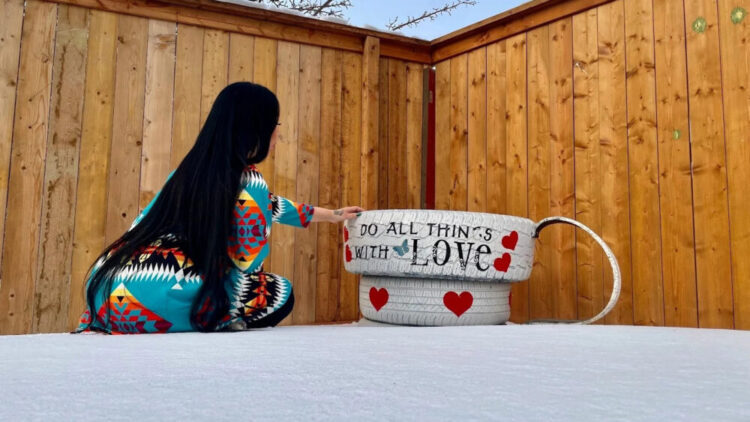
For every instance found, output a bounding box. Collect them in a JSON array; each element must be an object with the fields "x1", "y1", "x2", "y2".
[
  {"x1": 221, "y1": 270, "x2": 292, "y2": 328},
  {"x1": 296, "y1": 203, "x2": 314, "y2": 228},
  {"x1": 228, "y1": 189, "x2": 267, "y2": 271},
  {"x1": 95, "y1": 282, "x2": 173, "y2": 334},
  {"x1": 118, "y1": 235, "x2": 203, "y2": 291},
  {"x1": 271, "y1": 195, "x2": 314, "y2": 228}
]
